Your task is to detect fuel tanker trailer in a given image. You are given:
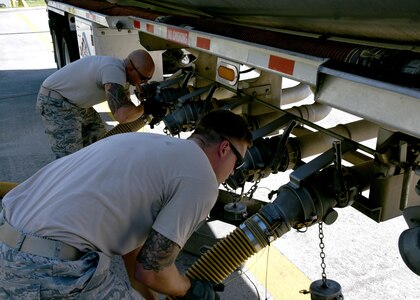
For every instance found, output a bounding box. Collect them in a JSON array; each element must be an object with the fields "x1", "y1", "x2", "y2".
[{"x1": 44, "y1": 0, "x2": 420, "y2": 298}]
